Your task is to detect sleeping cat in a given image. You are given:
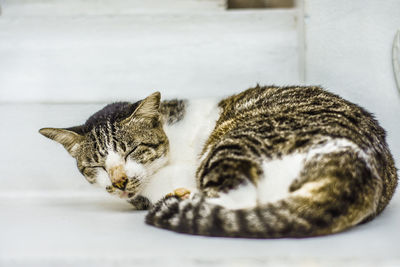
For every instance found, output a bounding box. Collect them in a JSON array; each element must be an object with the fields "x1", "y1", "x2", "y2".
[{"x1": 39, "y1": 85, "x2": 397, "y2": 238}]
